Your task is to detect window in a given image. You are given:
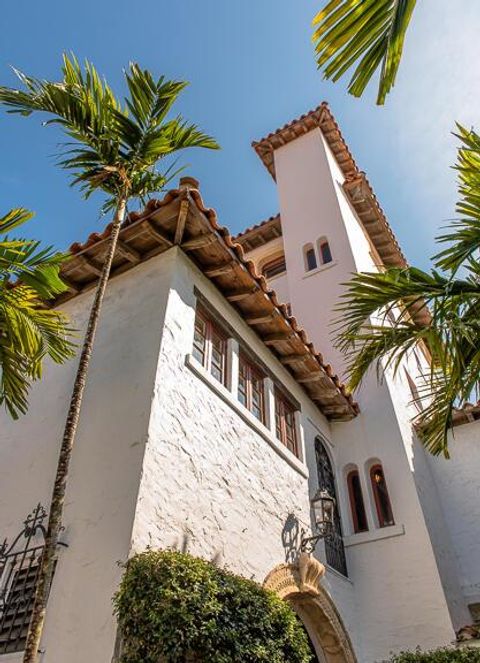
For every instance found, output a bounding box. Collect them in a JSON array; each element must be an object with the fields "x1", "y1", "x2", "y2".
[
  {"x1": 238, "y1": 355, "x2": 265, "y2": 423},
  {"x1": 318, "y1": 238, "x2": 333, "y2": 265},
  {"x1": 303, "y1": 243, "x2": 317, "y2": 272},
  {"x1": 193, "y1": 308, "x2": 227, "y2": 385},
  {"x1": 262, "y1": 255, "x2": 286, "y2": 279},
  {"x1": 275, "y1": 391, "x2": 298, "y2": 456},
  {"x1": 315, "y1": 439, "x2": 347, "y2": 576},
  {"x1": 347, "y1": 470, "x2": 369, "y2": 533},
  {"x1": 370, "y1": 464, "x2": 394, "y2": 528}
]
